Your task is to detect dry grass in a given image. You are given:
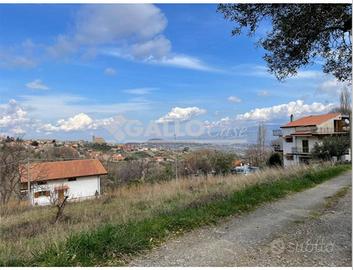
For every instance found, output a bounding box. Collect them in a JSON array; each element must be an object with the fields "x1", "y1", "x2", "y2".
[{"x1": 0, "y1": 164, "x2": 334, "y2": 263}]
